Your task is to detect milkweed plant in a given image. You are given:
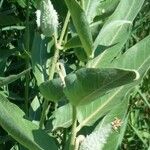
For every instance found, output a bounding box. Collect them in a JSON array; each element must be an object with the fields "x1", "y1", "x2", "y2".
[{"x1": 0, "y1": 0, "x2": 149, "y2": 150}]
